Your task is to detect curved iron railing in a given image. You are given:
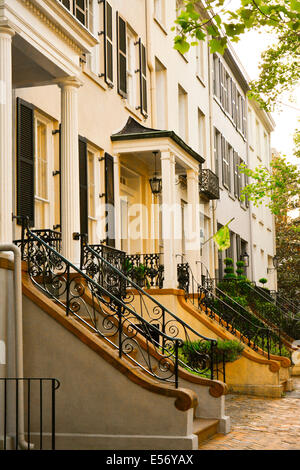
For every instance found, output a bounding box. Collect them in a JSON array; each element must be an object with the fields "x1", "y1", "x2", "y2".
[
  {"x1": 80, "y1": 237, "x2": 221, "y2": 381},
  {"x1": 178, "y1": 262, "x2": 284, "y2": 359},
  {"x1": 274, "y1": 291, "x2": 300, "y2": 316},
  {"x1": 216, "y1": 279, "x2": 300, "y2": 341},
  {"x1": 20, "y1": 224, "x2": 220, "y2": 387}
]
